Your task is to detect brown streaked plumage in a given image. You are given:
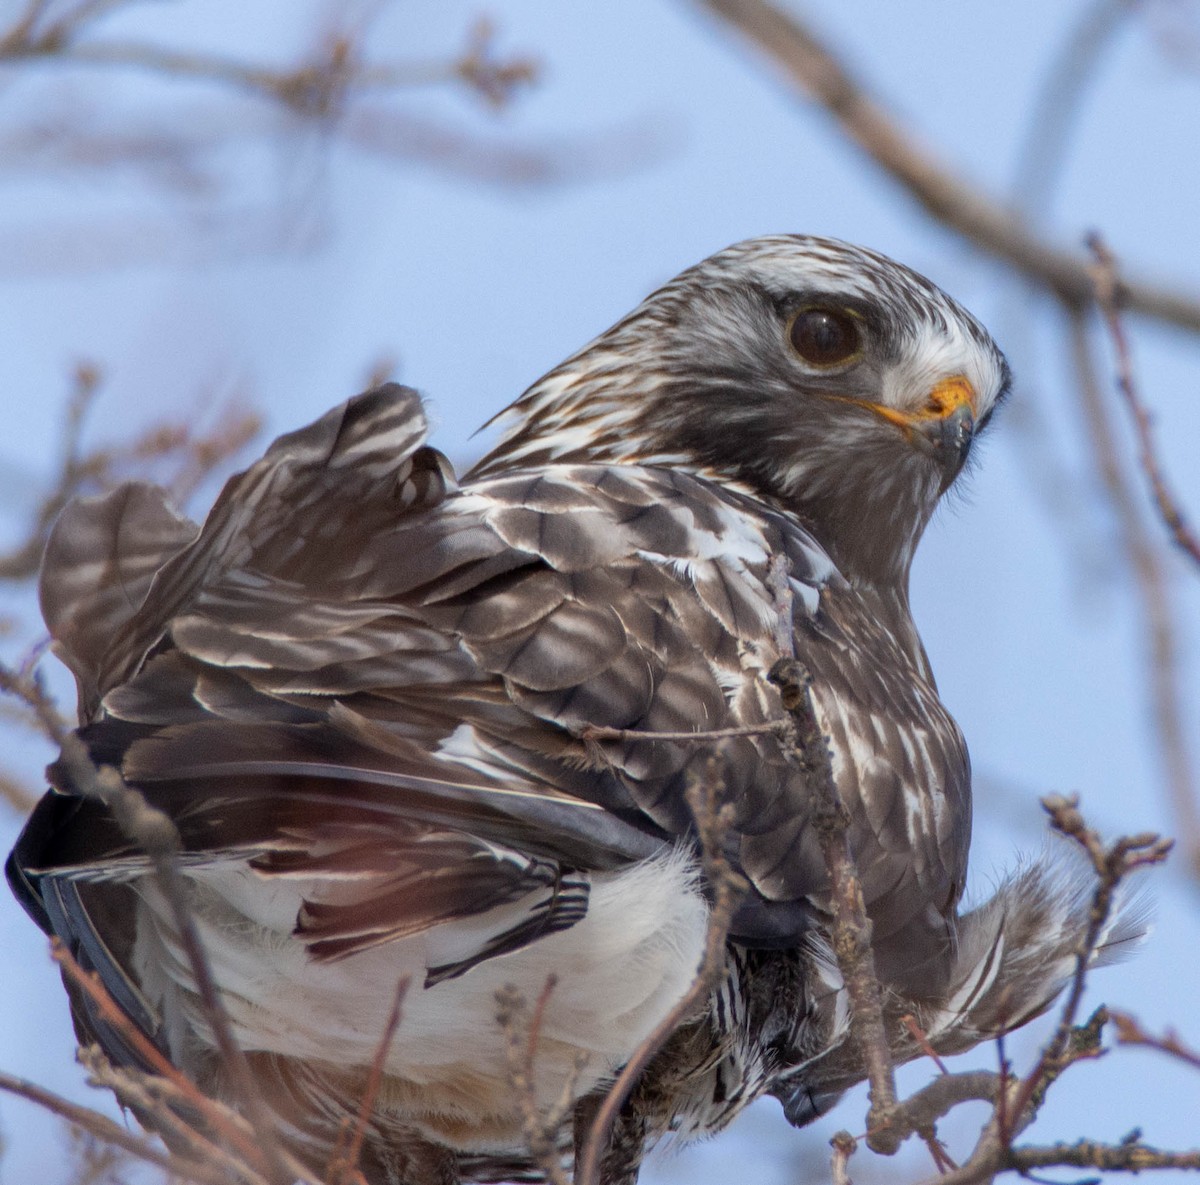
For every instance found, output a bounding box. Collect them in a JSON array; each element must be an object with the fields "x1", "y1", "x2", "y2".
[{"x1": 9, "y1": 237, "x2": 1139, "y2": 1184}]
